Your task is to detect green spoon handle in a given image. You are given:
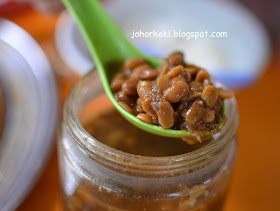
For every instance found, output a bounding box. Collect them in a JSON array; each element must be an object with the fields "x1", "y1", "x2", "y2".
[{"x1": 63, "y1": 0, "x2": 144, "y2": 66}]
